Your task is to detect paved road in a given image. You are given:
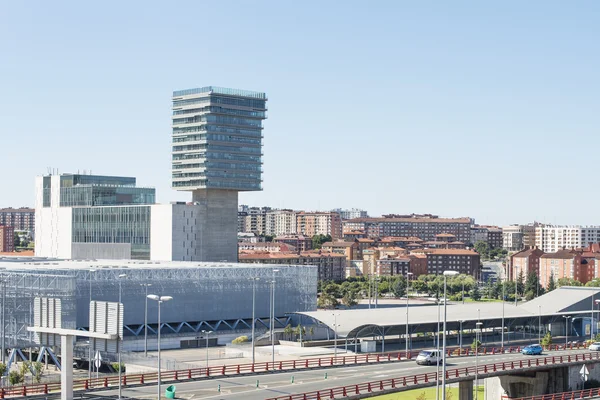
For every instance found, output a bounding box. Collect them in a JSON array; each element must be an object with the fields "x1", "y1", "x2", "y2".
[{"x1": 94, "y1": 348, "x2": 592, "y2": 400}]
